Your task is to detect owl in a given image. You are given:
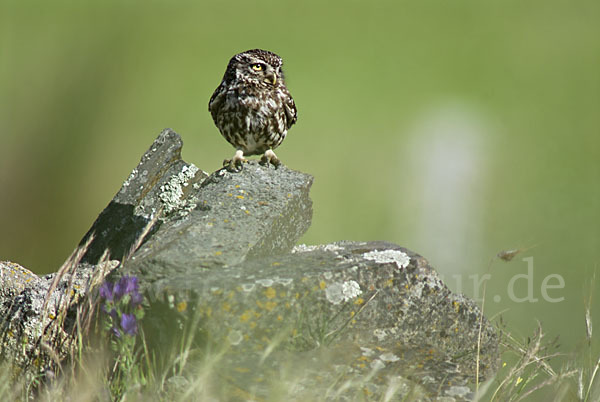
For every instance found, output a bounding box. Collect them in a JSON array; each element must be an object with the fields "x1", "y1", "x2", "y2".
[{"x1": 208, "y1": 49, "x2": 297, "y2": 170}]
